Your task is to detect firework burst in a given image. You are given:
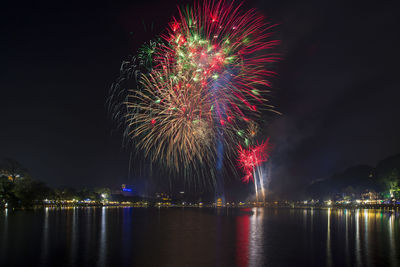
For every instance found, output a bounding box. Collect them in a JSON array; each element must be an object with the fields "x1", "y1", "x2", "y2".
[
  {"x1": 237, "y1": 138, "x2": 272, "y2": 202},
  {"x1": 237, "y1": 138, "x2": 271, "y2": 183},
  {"x1": 109, "y1": 0, "x2": 280, "y2": 187}
]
